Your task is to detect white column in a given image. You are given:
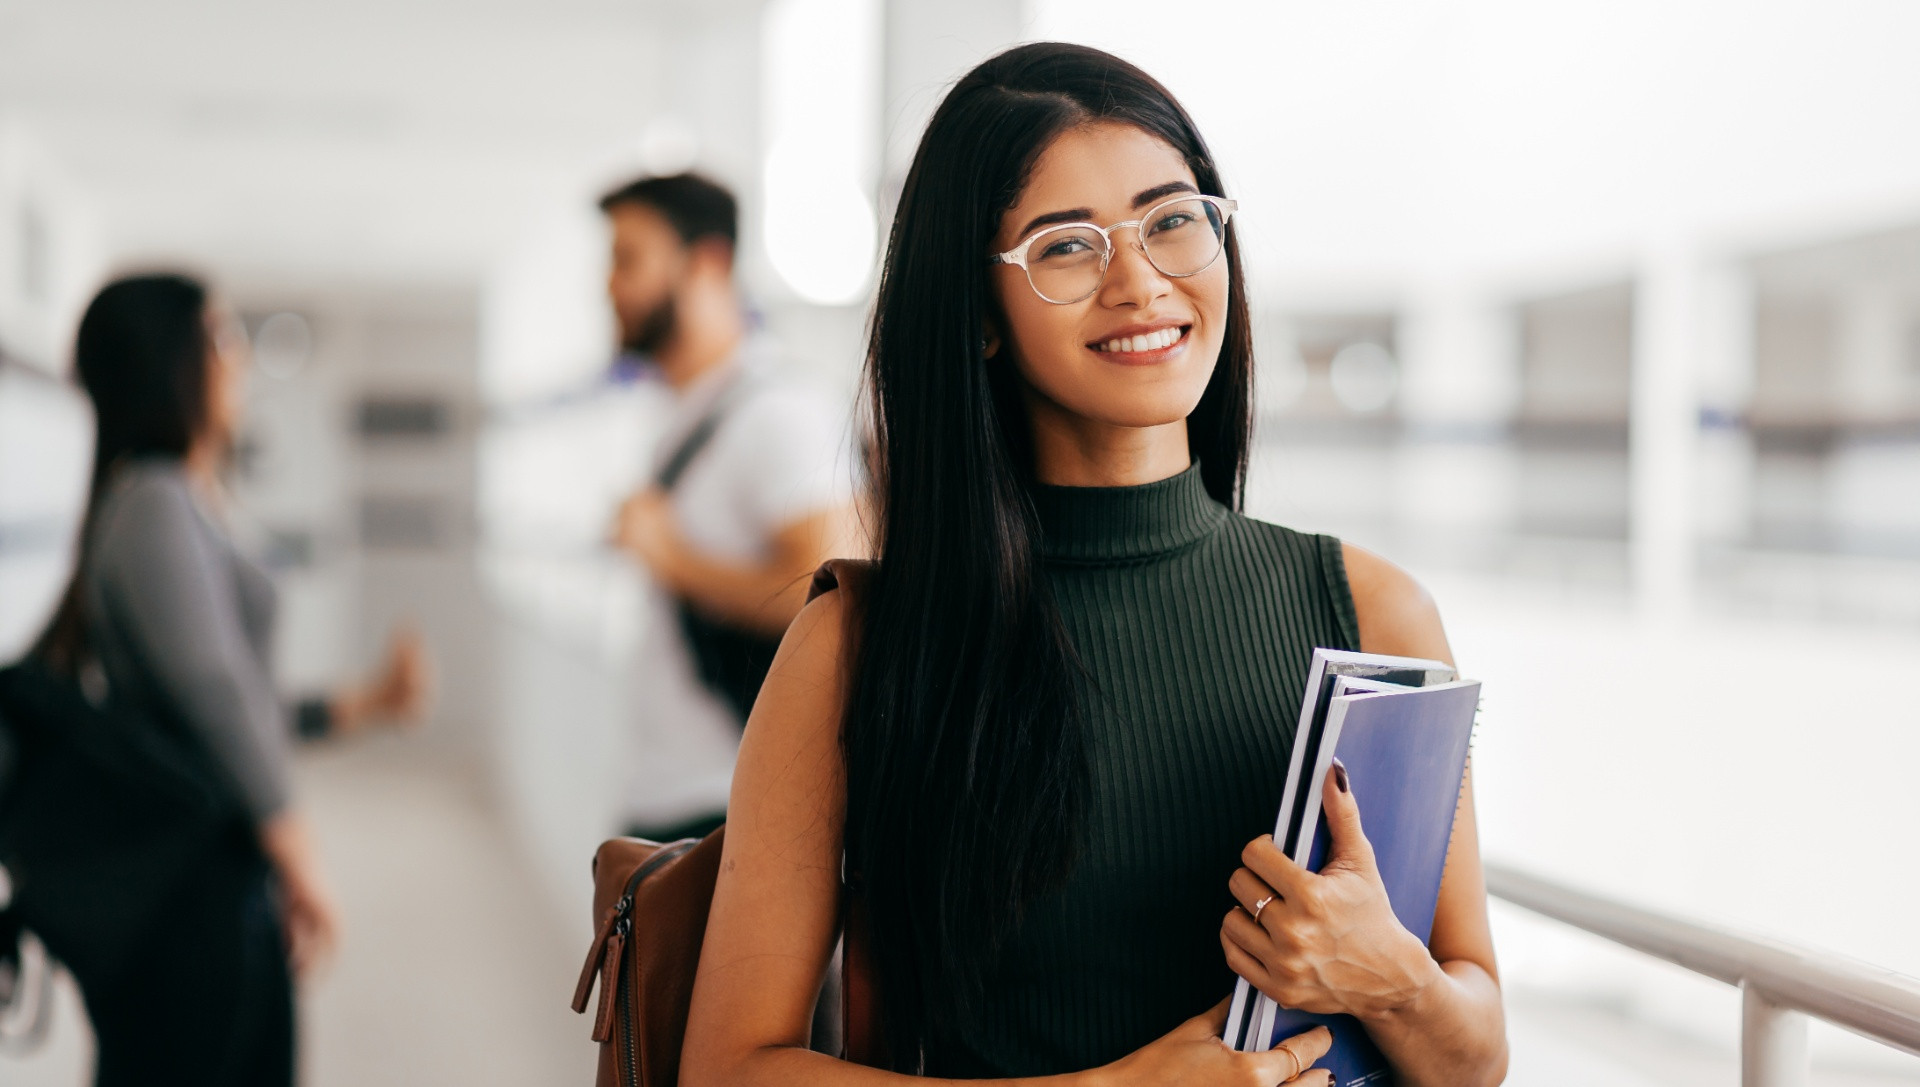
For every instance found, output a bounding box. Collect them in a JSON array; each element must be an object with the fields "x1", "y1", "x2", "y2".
[
  {"x1": 1631, "y1": 243, "x2": 1703, "y2": 620},
  {"x1": 0, "y1": 114, "x2": 105, "y2": 374},
  {"x1": 757, "y1": 0, "x2": 884, "y2": 383},
  {"x1": 1395, "y1": 283, "x2": 1522, "y2": 550},
  {"x1": 1826, "y1": 283, "x2": 1918, "y2": 553},
  {"x1": 657, "y1": 6, "x2": 766, "y2": 189},
  {"x1": 1834, "y1": 283, "x2": 1907, "y2": 420},
  {"x1": 878, "y1": 0, "x2": 1027, "y2": 206},
  {"x1": 1741, "y1": 985, "x2": 1809, "y2": 1087},
  {"x1": 654, "y1": 5, "x2": 769, "y2": 284},
  {"x1": 1693, "y1": 261, "x2": 1757, "y2": 549}
]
